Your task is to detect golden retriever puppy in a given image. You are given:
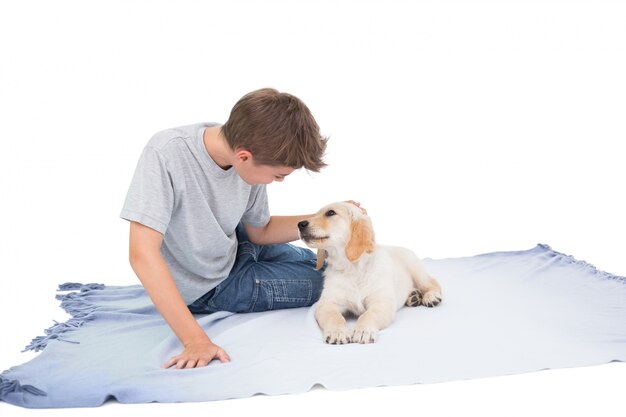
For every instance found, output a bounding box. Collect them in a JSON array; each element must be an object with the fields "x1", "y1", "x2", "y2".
[{"x1": 298, "y1": 202, "x2": 442, "y2": 344}]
